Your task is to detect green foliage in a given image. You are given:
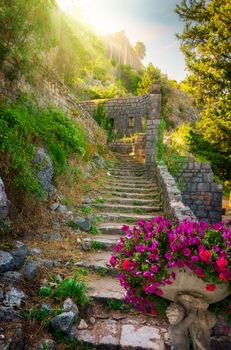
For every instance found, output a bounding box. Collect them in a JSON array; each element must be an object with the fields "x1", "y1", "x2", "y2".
[
  {"x1": 137, "y1": 63, "x2": 161, "y2": 95},
  {"x1": 39, "y1": 286, "x2": 52, "y2": 298},
  {"x1": 88, "y1": 83, "x2": 125, "y2": 99},
  {"x1": 81, "y1": 207, "x2": 92, "y2": 215},
  {"x1": 95, "y1": 197, "x2": 106, "y2": 204},
  {"x1": 53, "y1": 275, "x2": 90, "y2": 308},
  {"x1": 91, "y1": 240, "x2": 103, "y2": 250},
  {"x1": 187, "y1": 130, "x2": 231, "y2": 181},
  {"x1": 0, "y1": 0, "x2": 55, "y2": 80},
  {"x1": 117, "y1": 64, "x2": 142, "y2": 94},
  {"x1": 21, "y1": 306, "x2": 51, "y2": 322},
  {"x1": 0, "y1": 98, "x2": 87, "y2": 197},
  {"x1": 106, "y1": 299, "x2": 130, "y2": 312},
  {"x1": 156, "y1": 119, "x2": 166, "y2": 163},
  {"x1": 89, "y1": 225, "x2": 98, "y2": 235},
  {"x1": 176, "y1": 0, "x2": 231, "y2": 169},
  {"x1": 77, "y1": 268, "x2": 88, "y2": 276},
  {"x1": 93, "y1": 103, "x2": 113, "y2": 142},
  {"x1": 95, "y1": 267, "x2": 108, "y2": 276}
]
